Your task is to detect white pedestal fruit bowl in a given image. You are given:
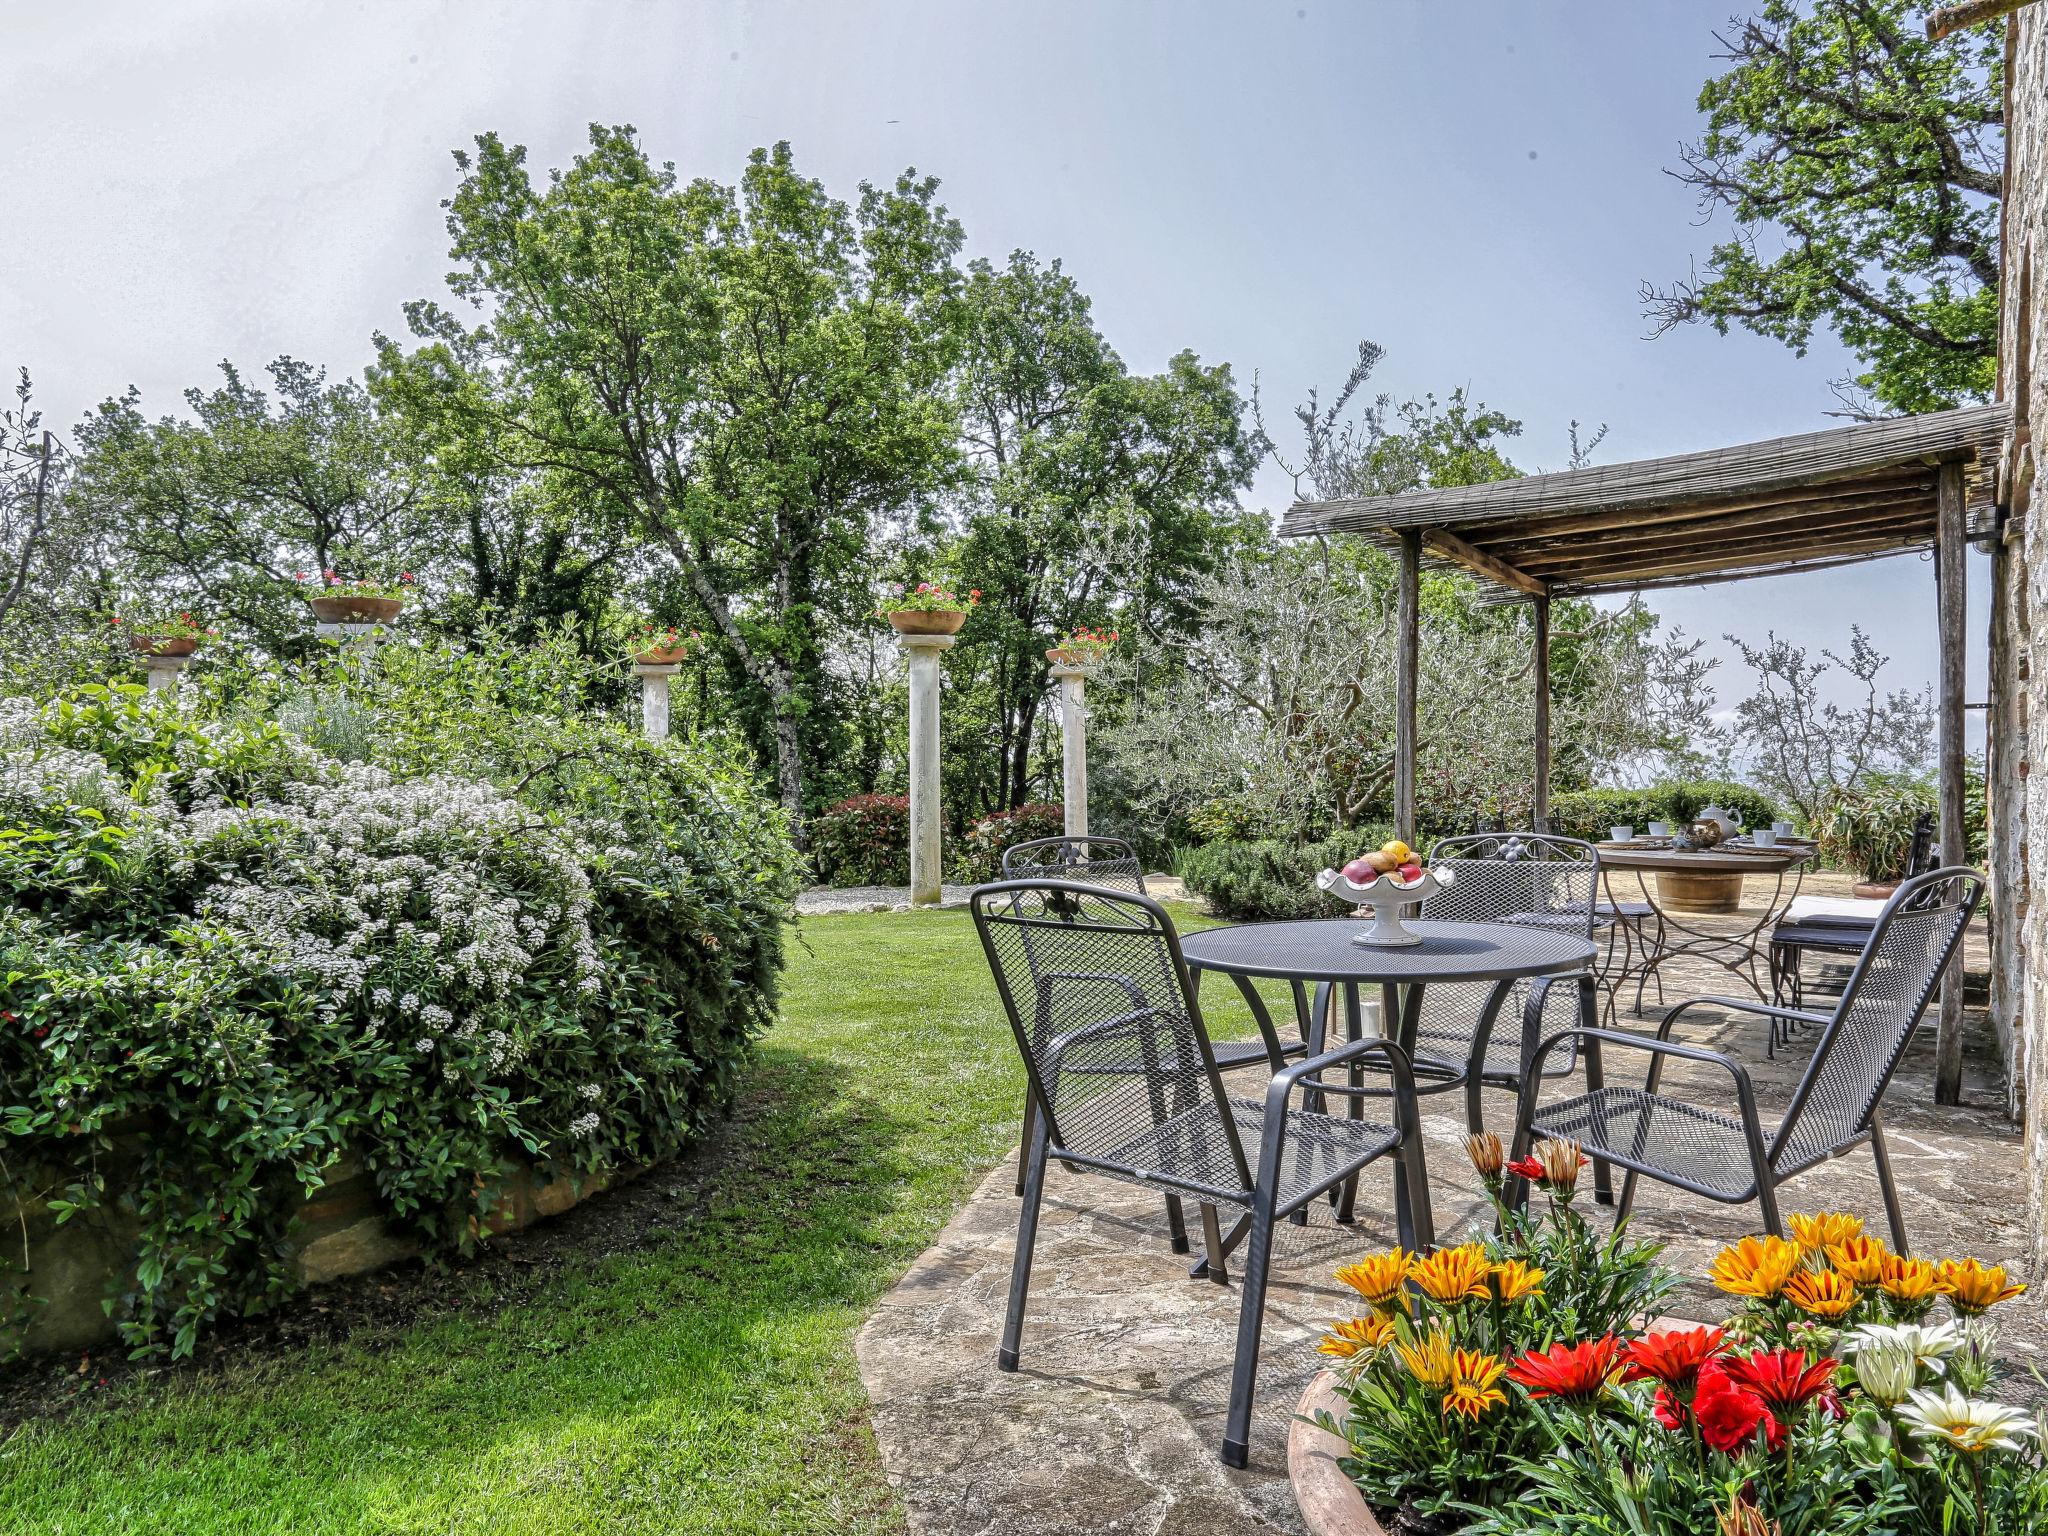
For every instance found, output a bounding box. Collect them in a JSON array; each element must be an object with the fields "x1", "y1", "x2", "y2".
[{"x1": 1315, "y1": 864, "x2": 1453, "y2": 947}]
